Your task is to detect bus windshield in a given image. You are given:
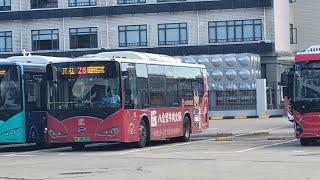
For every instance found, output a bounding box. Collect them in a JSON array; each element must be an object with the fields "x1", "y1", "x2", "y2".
[
  {"x1": 48, "y1": 61, "x2": 121, "y2": 120},
  {"x1": 295, "y1": 63, "x2": 320, "y2": 101},
  {"x1": 0, "y1": 65, "x2": 22, "y2": 121}
]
